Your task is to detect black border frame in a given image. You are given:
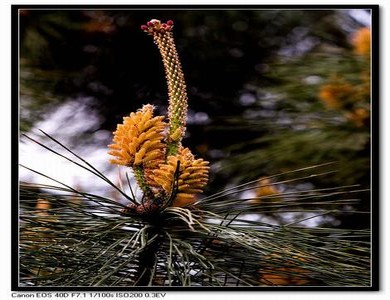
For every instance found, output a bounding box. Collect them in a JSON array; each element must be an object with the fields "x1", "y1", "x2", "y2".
[{"x1": 11, "y1": 4, "x2": 380, "y2": 292}]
